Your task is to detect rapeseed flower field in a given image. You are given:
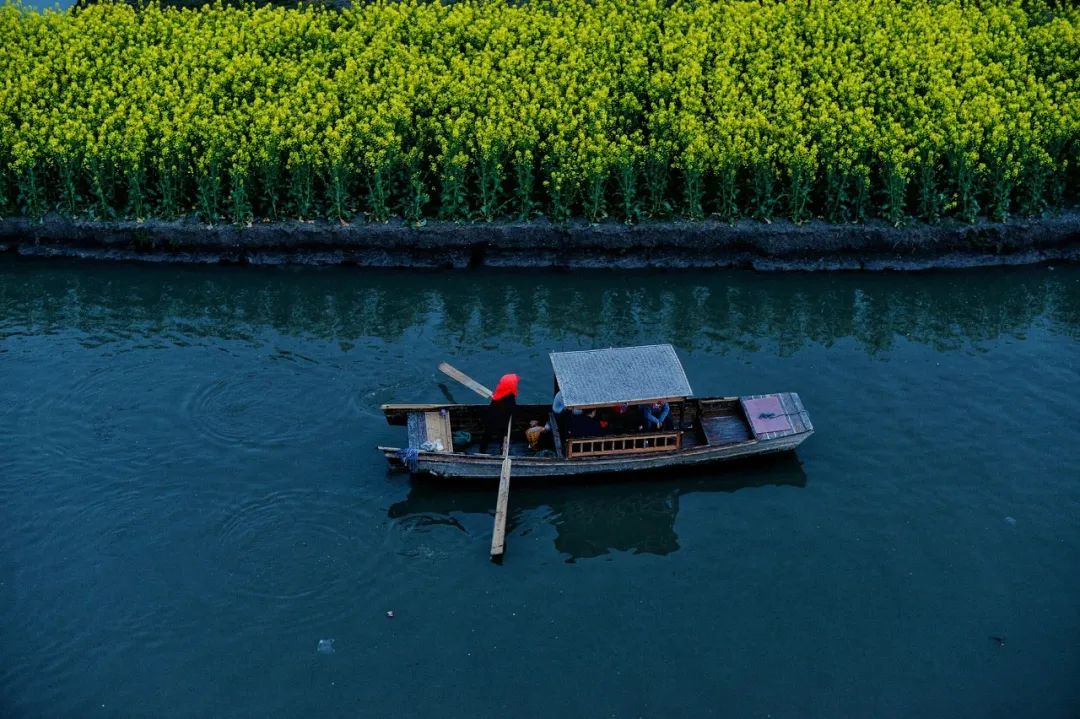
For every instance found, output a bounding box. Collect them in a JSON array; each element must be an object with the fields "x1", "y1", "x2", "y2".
[{"x1": 0, "y1": 0, "x2": 1076, "y2": 225}]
